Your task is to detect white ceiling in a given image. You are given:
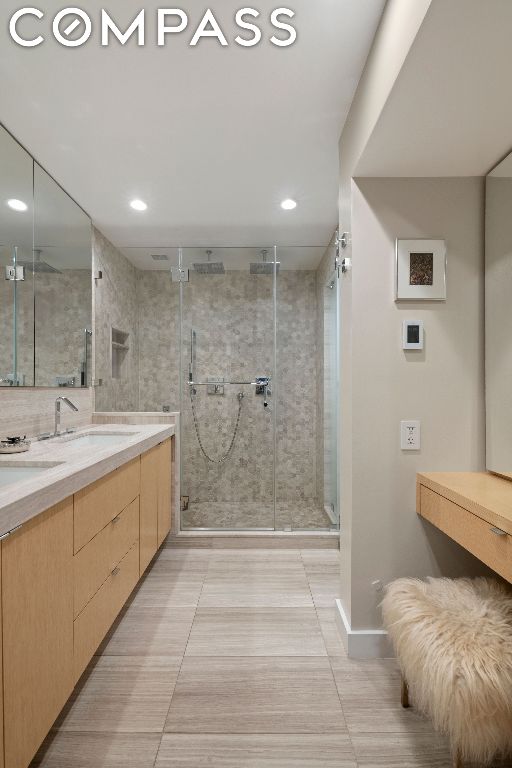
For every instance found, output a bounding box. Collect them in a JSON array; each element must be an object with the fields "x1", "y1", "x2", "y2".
[
  {"x1": 0, "y1": 0, "x2": 385, "y2": 263},
  {"x1": 355, "y1": 0, "x2": 512, "y2": 177}
]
